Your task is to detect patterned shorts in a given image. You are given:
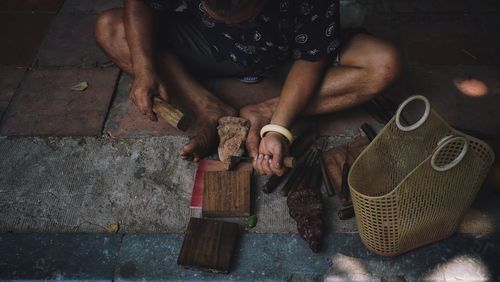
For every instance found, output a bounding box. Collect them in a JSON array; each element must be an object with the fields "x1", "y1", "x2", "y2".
[{"x1": 159, "y1": 15, "x2": 369, "y2": 77}]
